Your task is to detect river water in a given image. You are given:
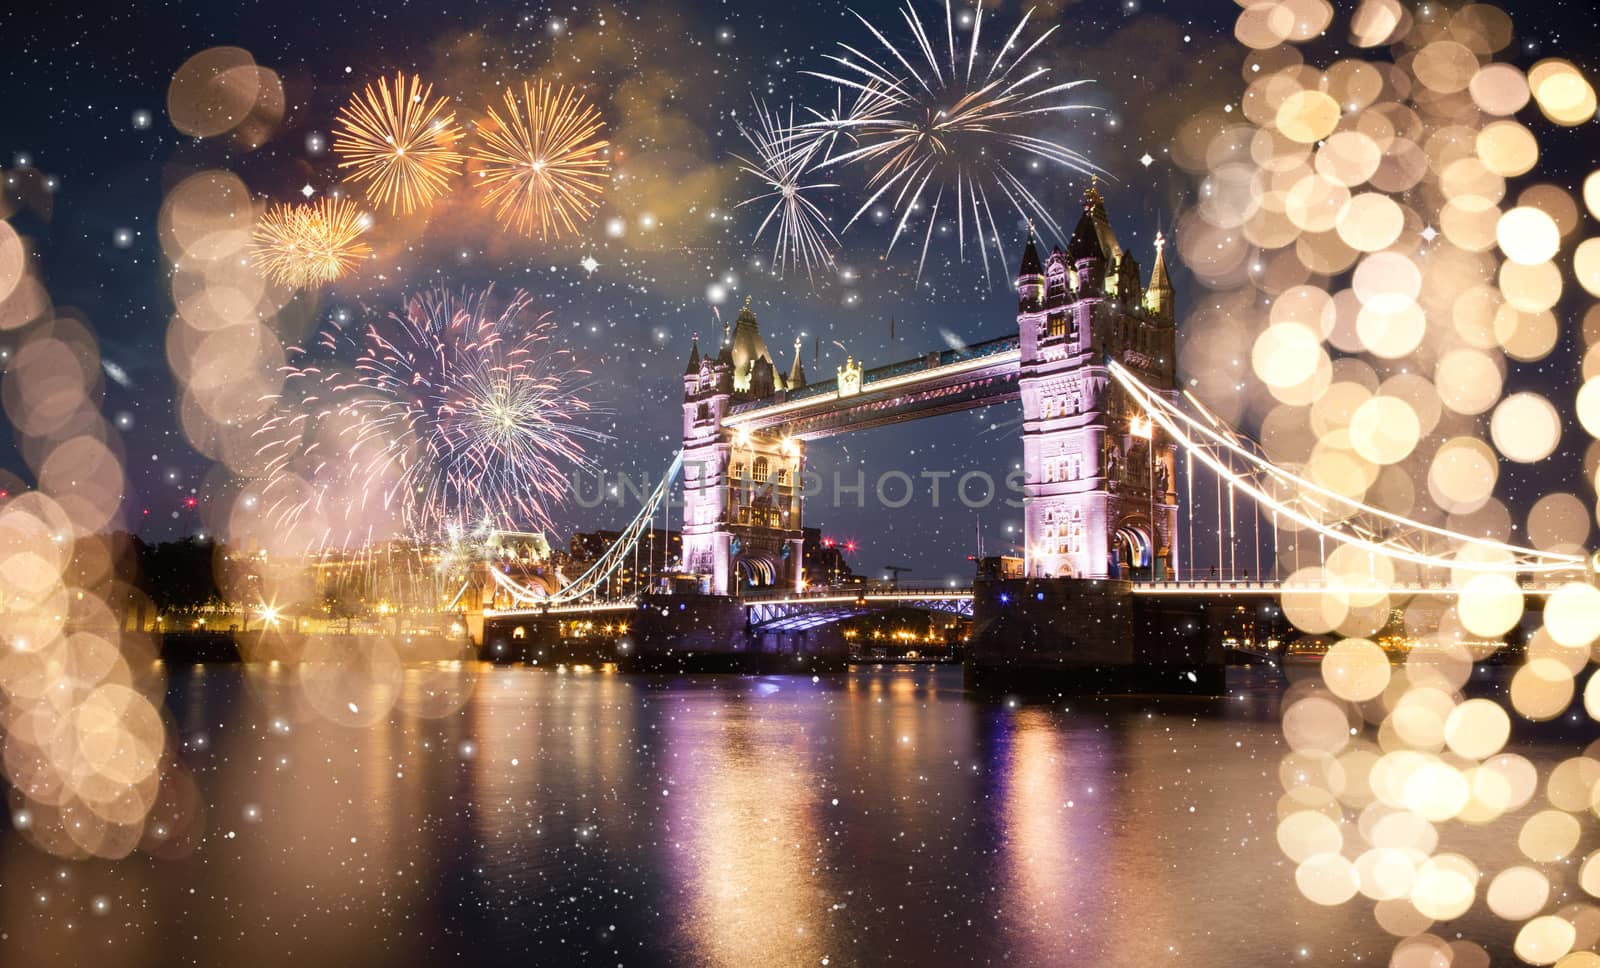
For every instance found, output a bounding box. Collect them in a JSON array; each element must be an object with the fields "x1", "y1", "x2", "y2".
[{"x1": 0, "y1": 663, "x2": 1585, "y2": 966}]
